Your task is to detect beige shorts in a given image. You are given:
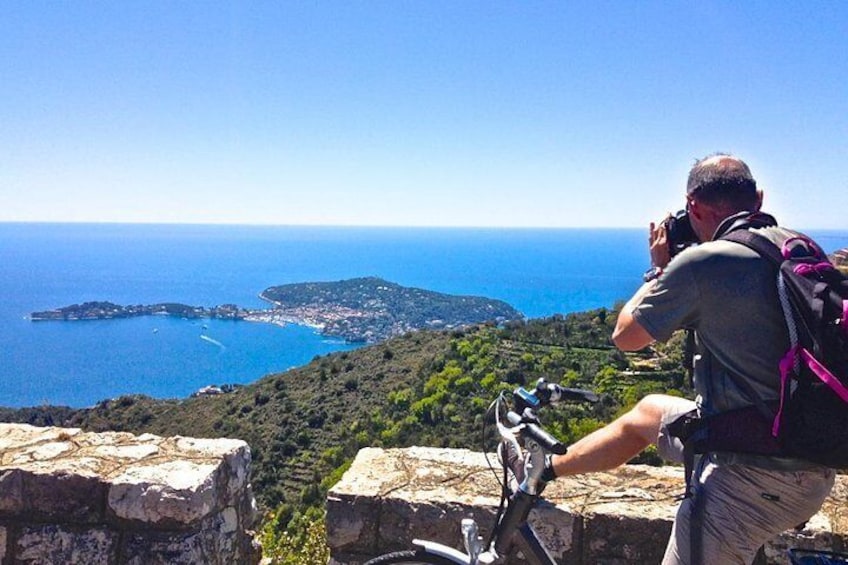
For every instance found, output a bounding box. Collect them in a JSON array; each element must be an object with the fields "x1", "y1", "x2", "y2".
[
  {"x1": 655, "y1": 400, "x2": 836, "y2": 564},
  {"x1": 656, "y1": 397, "x2": 697, "y2": 464}
]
